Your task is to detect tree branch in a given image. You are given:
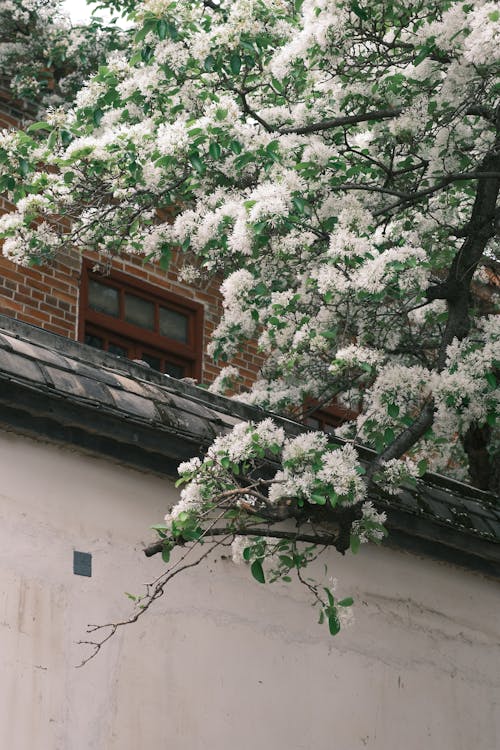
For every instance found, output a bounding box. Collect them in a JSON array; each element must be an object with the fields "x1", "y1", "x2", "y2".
[
  {"x1": 144, "y1": 527, "x2": 338, "y2": 558},
  {"x1": 371, "y1": 131, "x2": 500, "y2": 475},
  {"x1": 278, "y1": 107, "x2": 403, "y2": 135}
]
